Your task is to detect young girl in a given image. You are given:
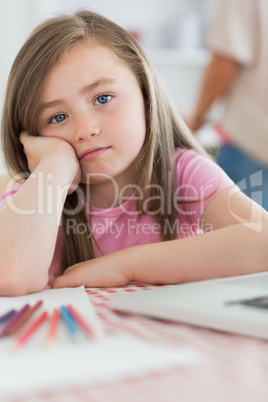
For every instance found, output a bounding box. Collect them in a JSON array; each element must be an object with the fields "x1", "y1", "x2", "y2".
[{"x1": 0, "y1": 11, "x2": 267, "y2": 296}]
